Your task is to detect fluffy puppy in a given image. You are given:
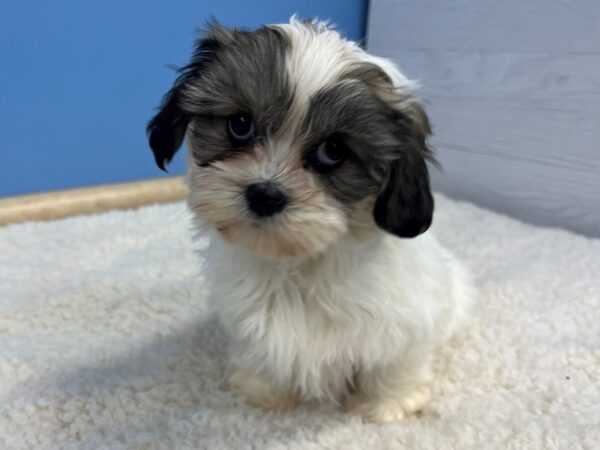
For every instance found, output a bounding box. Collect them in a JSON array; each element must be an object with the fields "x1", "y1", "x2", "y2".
[{"x1": 147, "y1": 18, "x2": 475, "y2": 422}]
